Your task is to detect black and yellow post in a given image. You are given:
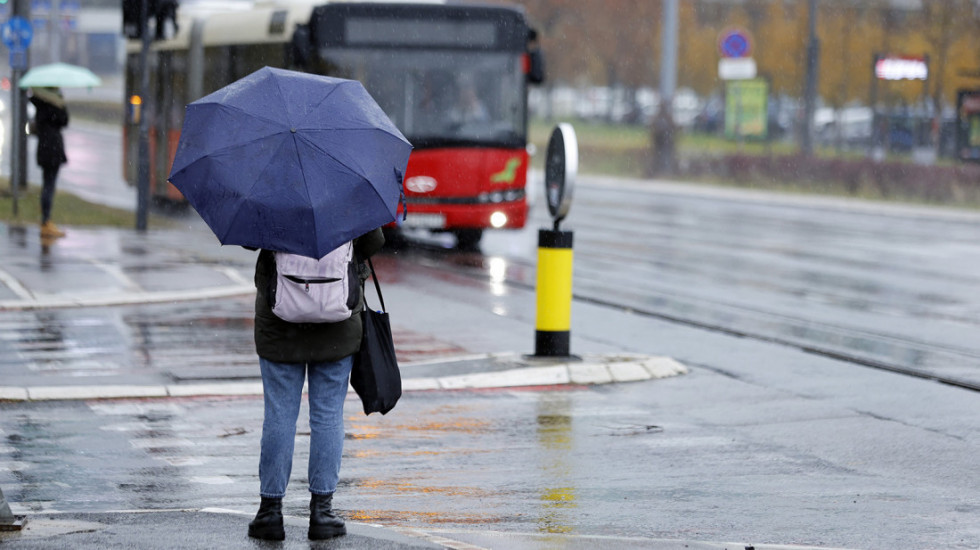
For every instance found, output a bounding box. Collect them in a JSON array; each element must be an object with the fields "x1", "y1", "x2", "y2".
[
  {"x1": 533, "y1": 123, "x2": 578, "y2": 358},
  {"x1": 534, "y1": 229, "x2": 573, "y2": 356}
]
